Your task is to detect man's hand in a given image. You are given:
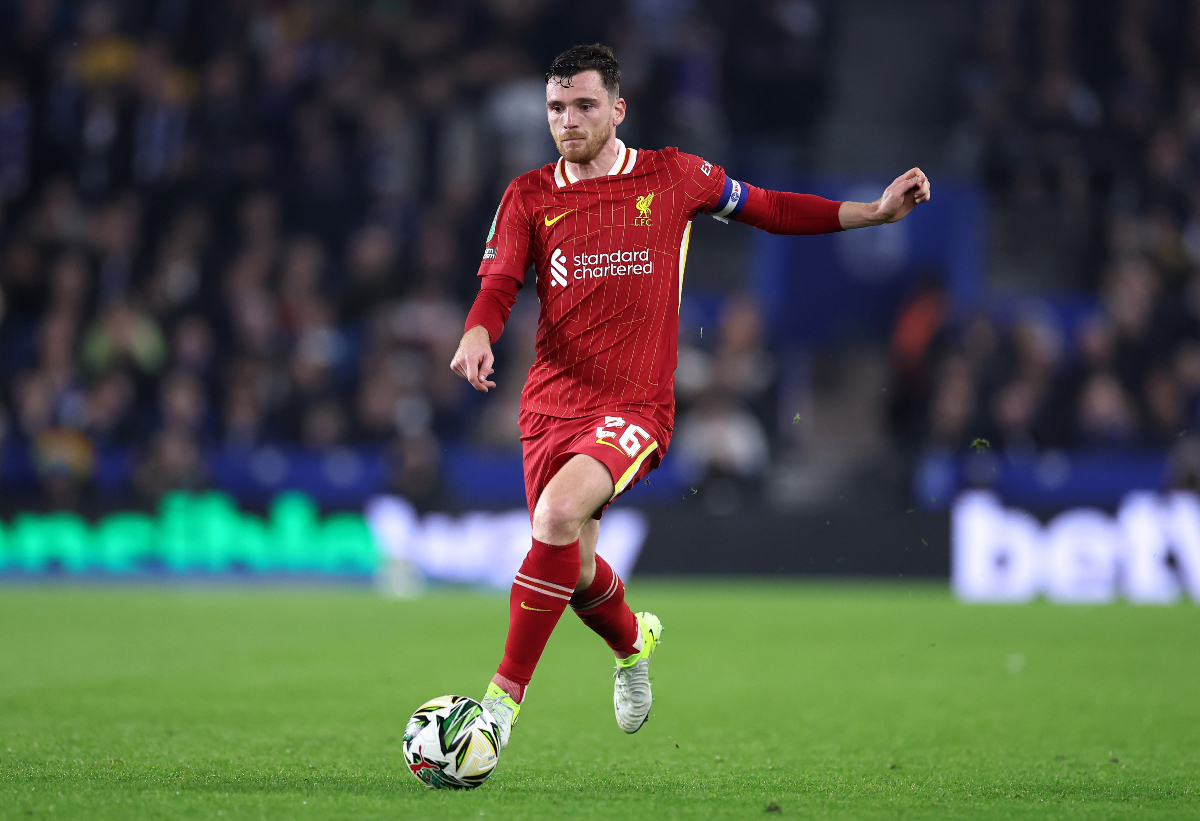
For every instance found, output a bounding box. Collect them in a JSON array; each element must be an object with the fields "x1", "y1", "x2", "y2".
[
  {"x1": 838, "y1": 168, "x2": 931, "y2": 229},
  {"x1": 450, "y1": 325, "x2": 497, "y2": 392},
  {"x1": 875, "y1": 167, "x2": 930, "y2": 223}
]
